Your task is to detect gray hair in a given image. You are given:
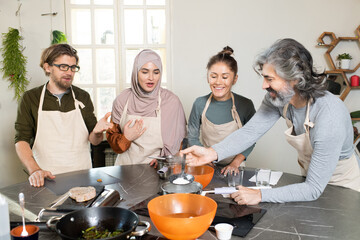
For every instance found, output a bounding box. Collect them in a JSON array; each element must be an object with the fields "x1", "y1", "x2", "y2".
[{"x1": 254, "y1": 38, "x2": 327, "y2": 100}]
